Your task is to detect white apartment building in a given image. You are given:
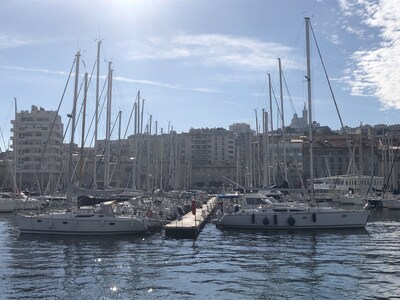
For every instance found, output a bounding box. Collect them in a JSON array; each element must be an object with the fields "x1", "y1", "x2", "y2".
[
  {"x1": 186, "y1": 128, "x2": 236, "y2": 188},
  {"x1": 11, "y1": 105, "x2": 64, "y2": 193}
]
